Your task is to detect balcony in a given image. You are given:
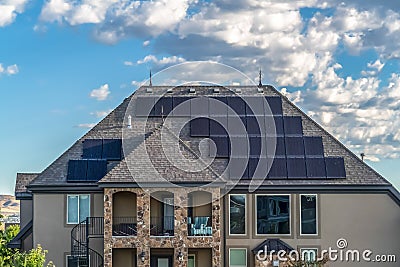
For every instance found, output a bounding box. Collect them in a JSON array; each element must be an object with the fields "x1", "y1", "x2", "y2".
[
  {"x1": 150, "y1": 216, "x2": 174, "y2": 237},
  {"x1": 188, "y1": 216, "x2": 212, "y2": 236},
  {"x1": 112, "y1": 217, "x2": 137, "y2": 236}
]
